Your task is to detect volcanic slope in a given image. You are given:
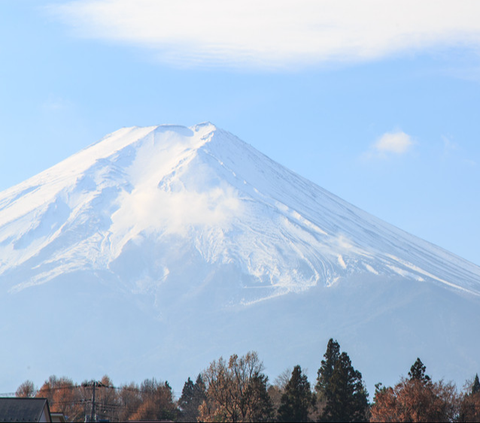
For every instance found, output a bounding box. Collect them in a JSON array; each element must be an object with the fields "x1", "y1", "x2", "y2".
[{"x1": 0, "y1": 123, "x2": 479, "y2": 394}]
